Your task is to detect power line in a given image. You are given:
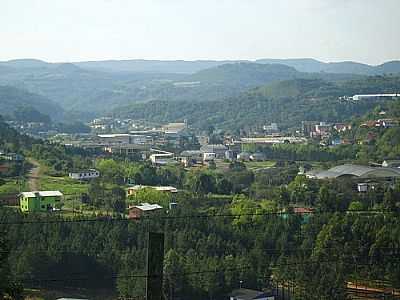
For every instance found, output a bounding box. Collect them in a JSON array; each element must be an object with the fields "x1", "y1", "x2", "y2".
[
  {"x1": 18, "y1": 253, "x2": 400, "y2": 284},
  {"x1": 3, "y1": 245, "x2": 399, "y2": 256}
]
